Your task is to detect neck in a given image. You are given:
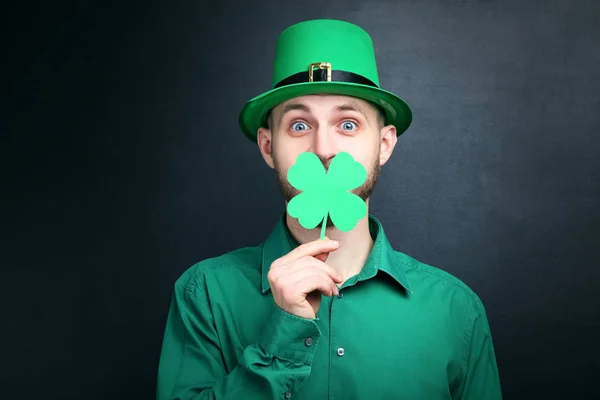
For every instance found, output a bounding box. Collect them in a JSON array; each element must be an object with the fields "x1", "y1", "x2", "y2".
[{"x1": 284, "y1": 200, "x2": 375, "y2": 283}]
